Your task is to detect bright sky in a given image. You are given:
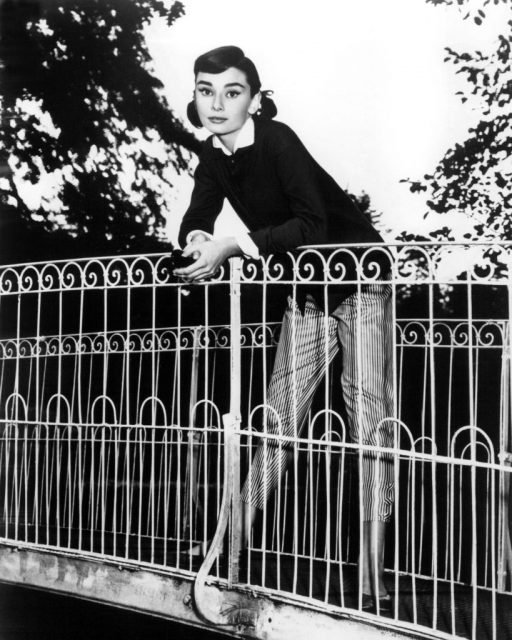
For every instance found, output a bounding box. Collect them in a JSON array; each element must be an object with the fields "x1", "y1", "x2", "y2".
[{"x1": 146, "y1": 0, "x2": 508, "y2": 244}]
